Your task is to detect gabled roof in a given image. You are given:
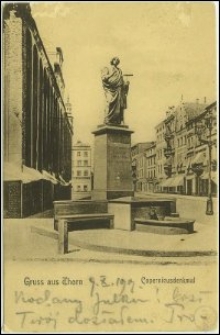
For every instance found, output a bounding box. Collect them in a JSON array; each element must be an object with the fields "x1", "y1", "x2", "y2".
[{"x1": 182, "y1": 102, "x2": 207, "y2": 120}]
